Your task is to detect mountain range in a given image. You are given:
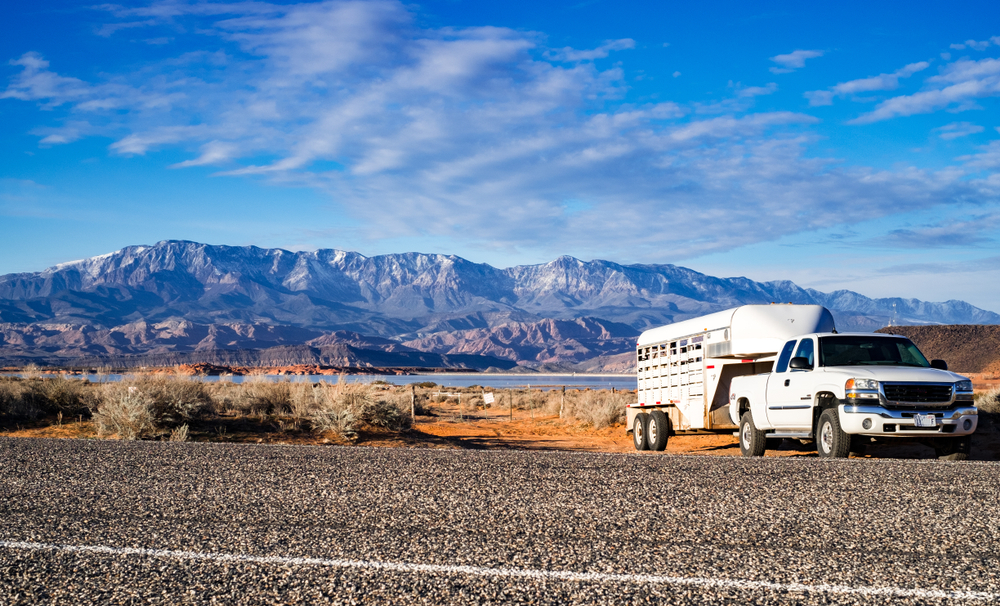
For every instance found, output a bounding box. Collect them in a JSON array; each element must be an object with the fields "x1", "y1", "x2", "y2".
[{"x1": 1, "y1": 240, "x2": 997, "y2": 370}]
